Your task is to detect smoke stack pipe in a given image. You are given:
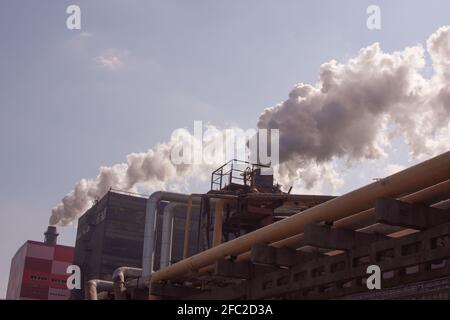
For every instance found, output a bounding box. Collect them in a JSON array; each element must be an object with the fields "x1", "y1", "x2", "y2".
[{"x1": 44, "y1": 226, "x2": 58, "y2": 245}]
